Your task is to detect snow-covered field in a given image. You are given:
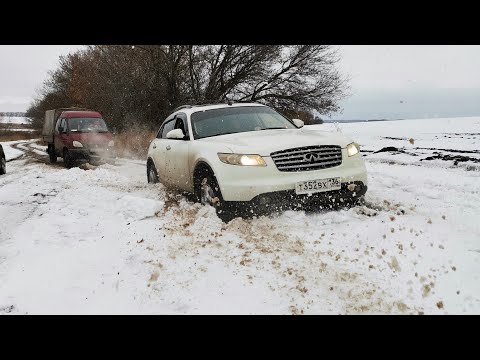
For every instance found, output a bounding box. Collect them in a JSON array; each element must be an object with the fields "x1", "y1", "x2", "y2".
[
  {"x1": 0, "y1": 116, "x2": 31, "y2": 125},
  {"x1": 0, "y1": 128, "x2": 36, "y2": 132},
  {"x1": 0, "y1": 117, "x2": 479, "y2": 314}
]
